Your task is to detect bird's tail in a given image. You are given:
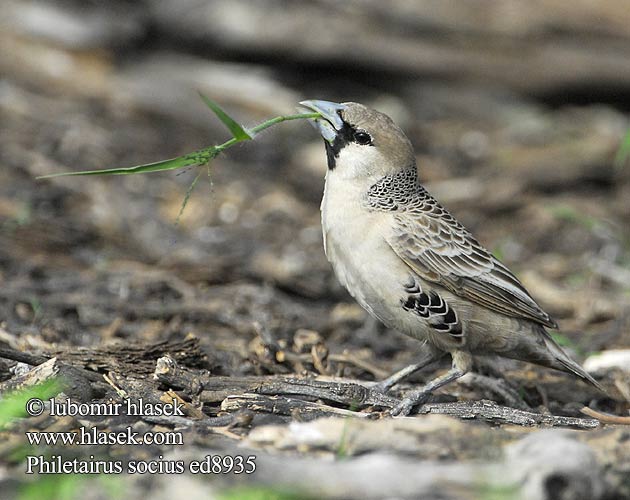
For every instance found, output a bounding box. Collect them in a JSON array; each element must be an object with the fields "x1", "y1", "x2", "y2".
[{"x1": 541, "y1": 332, "x2": 607, "y2": 394}]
